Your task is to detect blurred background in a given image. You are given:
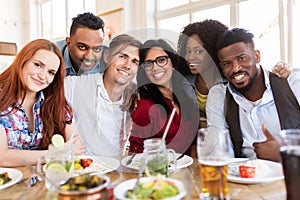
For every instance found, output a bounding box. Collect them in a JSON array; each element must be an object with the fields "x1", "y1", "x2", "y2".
[{"x1": 0, "y1": 0, "x2": 299, "y2": 72}]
